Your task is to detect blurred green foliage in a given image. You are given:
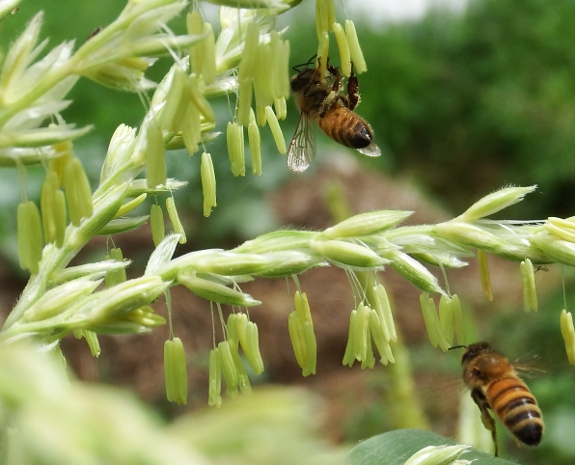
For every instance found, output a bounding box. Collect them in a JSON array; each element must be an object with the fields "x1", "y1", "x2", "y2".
[
  {"x1": 354, "y1": 0, "x2": 575, "y2": 217},
  {"x1": 0, "y1": 343, "x2": 344, "y2": 465}
]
